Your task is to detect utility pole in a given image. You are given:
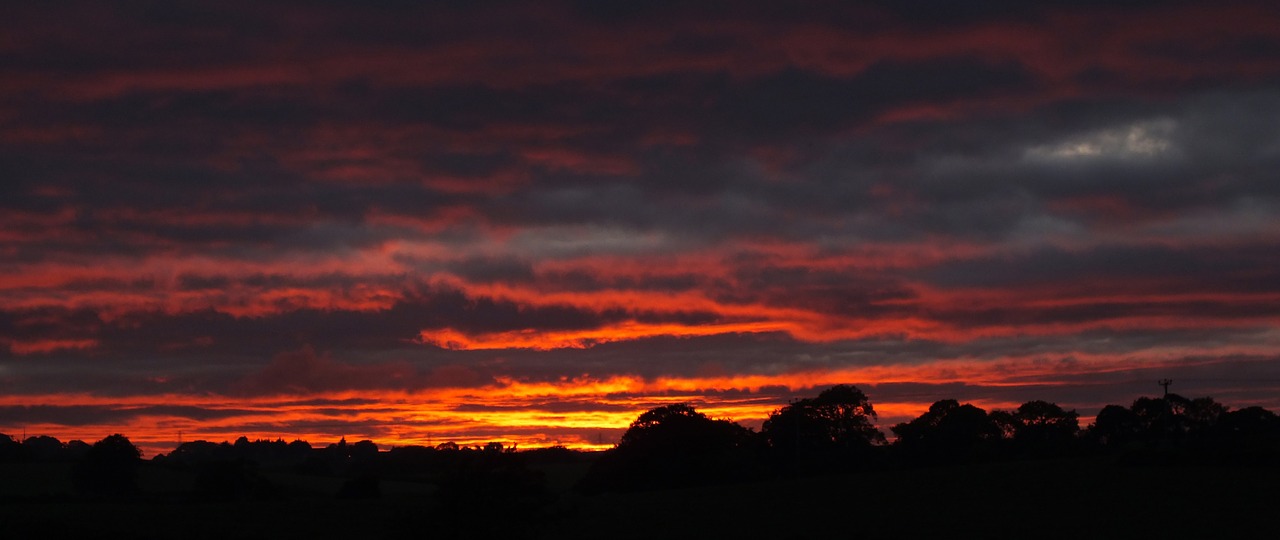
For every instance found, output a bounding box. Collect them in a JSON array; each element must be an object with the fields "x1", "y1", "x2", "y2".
[{"x1": 1158, "y1": 378, "x2": 1173, "y2": 397}]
